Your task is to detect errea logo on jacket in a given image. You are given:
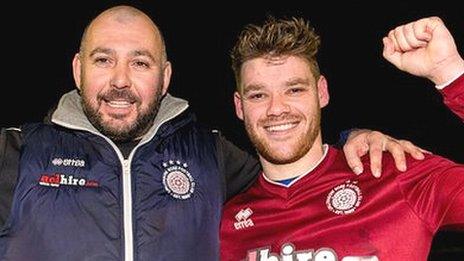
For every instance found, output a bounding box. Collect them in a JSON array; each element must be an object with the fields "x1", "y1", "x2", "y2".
[{"x1": 52, "y1": 157, "x2": 86, "y2": 167}]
